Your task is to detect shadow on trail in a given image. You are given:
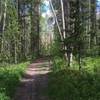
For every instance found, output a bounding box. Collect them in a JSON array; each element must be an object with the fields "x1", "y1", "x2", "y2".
[{"x1": 14, "y1": 60, "x2": 50, "y2": 100}]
